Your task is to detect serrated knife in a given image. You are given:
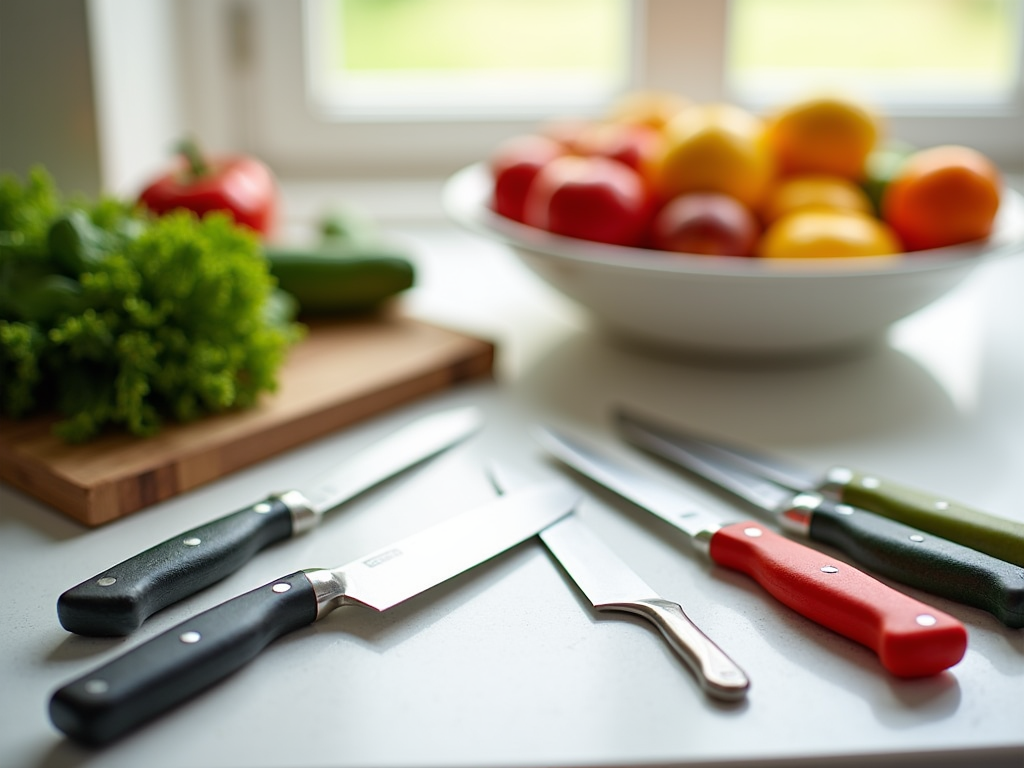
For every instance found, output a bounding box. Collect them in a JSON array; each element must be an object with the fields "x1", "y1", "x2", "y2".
[
  {"x1": 535, "y1": 425, "x2": 968, "y2": 679},
  {"x1": 49, "y1": 480, "x2": 577, "y2": 746},
  {"x1": 488, "y1": 463, "x2": 750, "y2": 701},
  {"x1": 614, "y1": 407, "x2": 1024, "y2": 628},
  {"x1": 58, "y1": 406, "x2": 483, "y2": 637}
]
